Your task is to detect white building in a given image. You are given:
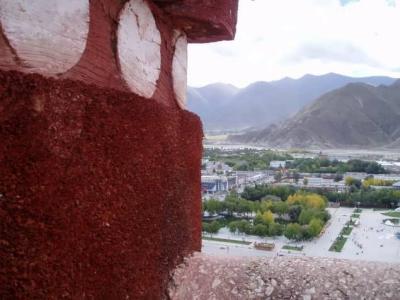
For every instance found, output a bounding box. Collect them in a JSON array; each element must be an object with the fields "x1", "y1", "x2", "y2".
[
  {"x1": 201, "y1": 175, "x2": 237, "y2": 194},
  {"x1": 270, "y1": 161, "x2": 286, "y2": 169},
  {"x1": 373, "y1": 174, "x2": 400, "y2": 182},
  {"x1": 204, "y1": 161, "x2": 233, "y2": 175},
  {"x1": 344, "y1": 172, "x2": 368, "y2": 180},
  {"x1": 302, "y1": 177, "x2": 345, "y2": 190}
]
